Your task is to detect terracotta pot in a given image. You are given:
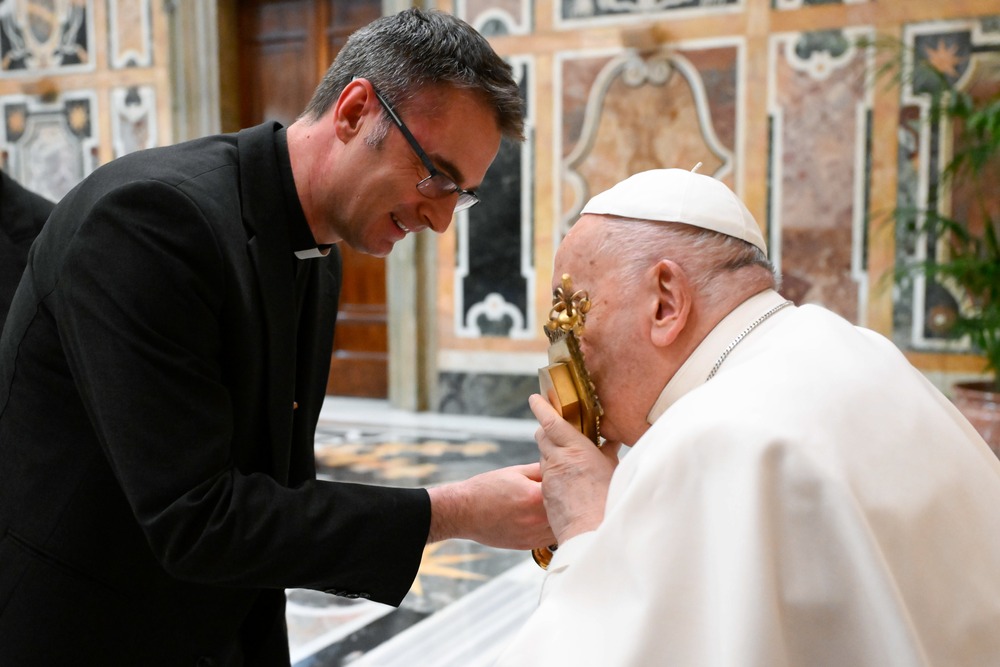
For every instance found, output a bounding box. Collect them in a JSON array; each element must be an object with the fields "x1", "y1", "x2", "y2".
[{"x1": 952, "y1": 381, "x2": 1000, "y2": 457}]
